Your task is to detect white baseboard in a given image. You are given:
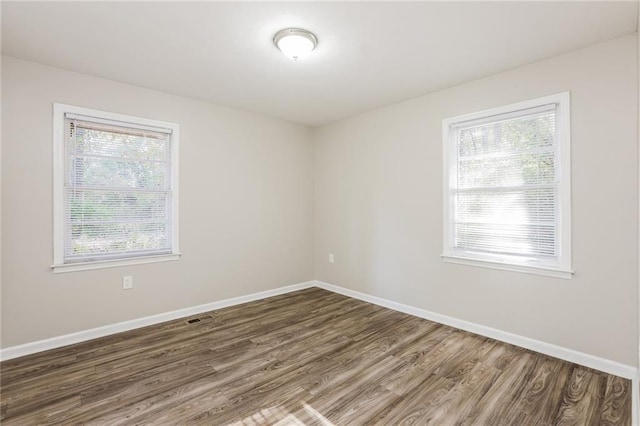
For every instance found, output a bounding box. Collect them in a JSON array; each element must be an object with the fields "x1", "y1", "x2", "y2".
[
  {"x1": 314, "y1": 280, "x2": 638, "y2": 381},
  {"x1": 0, "y1": 281, "x2": 316, "y2": 362}
]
